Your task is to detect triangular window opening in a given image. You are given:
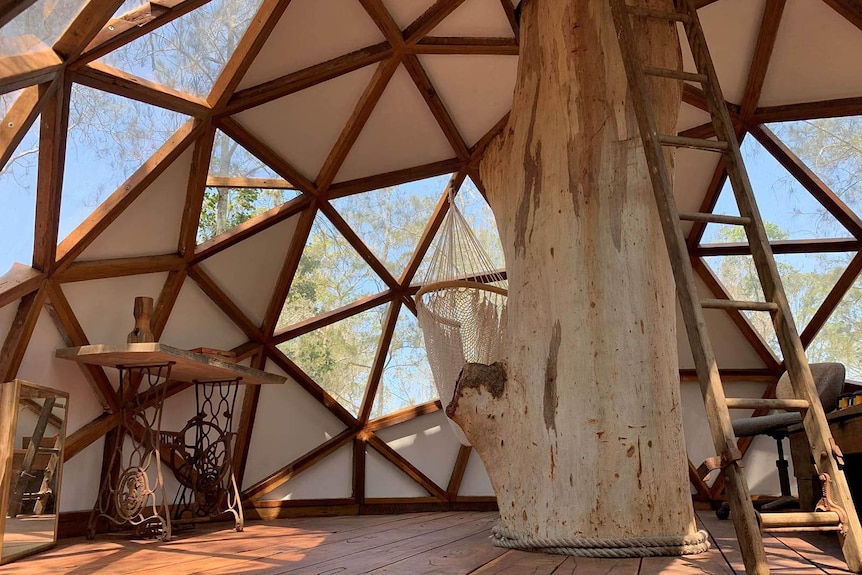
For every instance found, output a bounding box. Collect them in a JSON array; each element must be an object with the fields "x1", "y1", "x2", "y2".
[
  {"x1": 769, "y1": 117, "x2": 862, "y2": 235},
  {"x1": 414, "y1": 177, "x2": 504, "y2": 286},
  {"x1": 331, "y1": 174, "x2": 451, "y2": 279},
  {"x1": 807, "y1": 270, "x2": 862, "y2": 382},
  {"x1": 277, "y1": 303, "x2": 390, "y2": 417},
  {"x1": 703, "y1": 252, "x2": 854, "y2": 360},
  {"x1": 700, "y1": 137, "x2": 852, "y2": 245},
  {"x1": 97, "y1": 0, "x2": 264, "y2": 98},
  {"x1": 208, "y1": 130, "x2": 283, "y2": 180},
  {"x1": 196, "y1": 186, "x2": 301, "y2": 244},
  {"x1": 112, "y1": 0, "x2": 149, "y2": 18},
  {"x1": 0, "y1": 0, "x2": 87, "y2": 56},
  {"x1": 197, "y1": 130, "x2": 301, "y2": 243},
  {"x1": 370, "y1": 306, "x2": 437, "y2": 419},
  {"x1": 60, "y1": 84, "x2": 189, "y2": 242},
  {"x1": 0, "y1": 120, "x2": 40, "y2": 275},
  {"x1": 277, "y1": 212, "x2": 388, "y2": 331}
]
